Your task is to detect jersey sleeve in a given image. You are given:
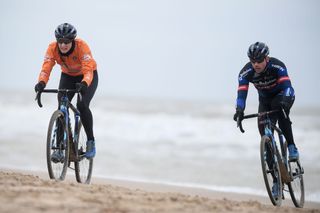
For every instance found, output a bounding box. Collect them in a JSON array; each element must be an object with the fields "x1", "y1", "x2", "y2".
[
  {"x1": 38, "y1": 43, "x2": 56, "y2": 84},
  {"x1": 276, "y1": 63, "x2": 295, "y2": 97},
  {"x1": 235, "y1": 65, "x2": 251, "y2": 111},
  {"x1": 78, "y1": 41, "x2": 96, "y2": 86},
  {"x1": 236, "y1": 77, "x2": 249, "y2": 110}
]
